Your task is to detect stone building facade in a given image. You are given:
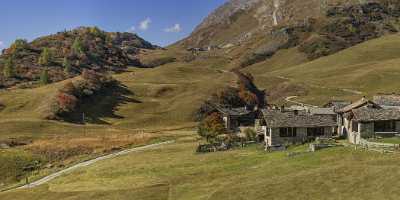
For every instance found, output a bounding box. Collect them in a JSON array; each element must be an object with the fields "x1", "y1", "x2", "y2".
[{"x1": 257, "y1": 108, "x2": 337, "y2": 148}]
